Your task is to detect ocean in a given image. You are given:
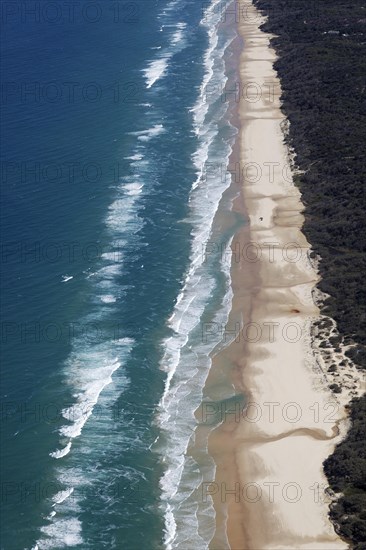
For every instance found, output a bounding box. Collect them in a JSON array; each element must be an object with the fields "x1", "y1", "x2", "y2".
[{"x1": 0, "y1": 1, "x2": 242, "y2": 548}]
